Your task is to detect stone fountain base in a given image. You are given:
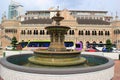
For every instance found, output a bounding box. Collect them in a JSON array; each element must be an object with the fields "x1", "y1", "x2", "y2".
[{"x1": 28, "y1": 50, "x2": 86, "y2": 66}]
